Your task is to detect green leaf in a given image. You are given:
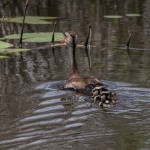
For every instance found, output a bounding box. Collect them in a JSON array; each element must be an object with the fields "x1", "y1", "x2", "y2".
[
  {"x1": 0, "y1": 16, "x2": 57, "y2": 24},
  {"x1": 126, "y1": 14, "x2": 141, "y2": 17},
  {"x1": 0, "y1": 55, "x2": 10, "y2": 59},
  {"x1": 104, "y1": 15, "x2": 122, "y2": 19},
  {"x1": 0, "y1": 48, "x2": 30, "y2": 54},
  {"x1": 0, "y1": 41, "x2": 13, "y2": 49},
  {"x1": 3, "y1": 32, "x2": 64, "y2": 43}
]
